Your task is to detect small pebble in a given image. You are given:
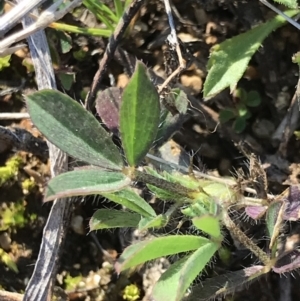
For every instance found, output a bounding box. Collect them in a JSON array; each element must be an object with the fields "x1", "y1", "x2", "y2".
[
  {"x1": 71, "y1": 215, "x2": 85, "y2": 235},
  {"x1": 0, "y1": 232, "x2": 11, "y2": 251}
]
